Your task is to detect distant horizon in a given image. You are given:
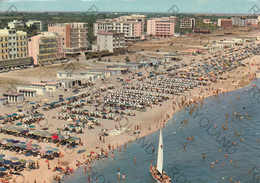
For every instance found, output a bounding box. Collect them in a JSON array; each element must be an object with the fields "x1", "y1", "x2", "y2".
[
  {"x1": 0, "y1": 0, "x2": 260, "y2": 15},
  {"x1": 0, "y1": 10, "x2": 259, "y2": 16}
]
